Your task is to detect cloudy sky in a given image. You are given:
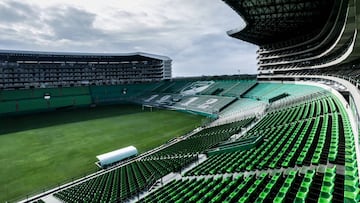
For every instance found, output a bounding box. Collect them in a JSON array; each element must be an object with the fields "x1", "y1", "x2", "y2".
[{"x1": 0, "y1": 0, "x2": 258, "y2": 76}]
